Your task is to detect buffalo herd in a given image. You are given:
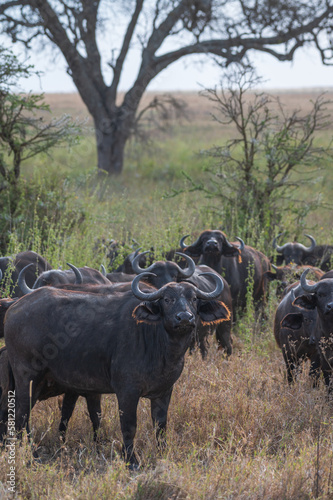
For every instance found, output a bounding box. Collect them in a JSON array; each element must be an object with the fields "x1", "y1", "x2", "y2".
[{"x1": 1, "y1": 230, "x2": 333, "y2": 468}]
